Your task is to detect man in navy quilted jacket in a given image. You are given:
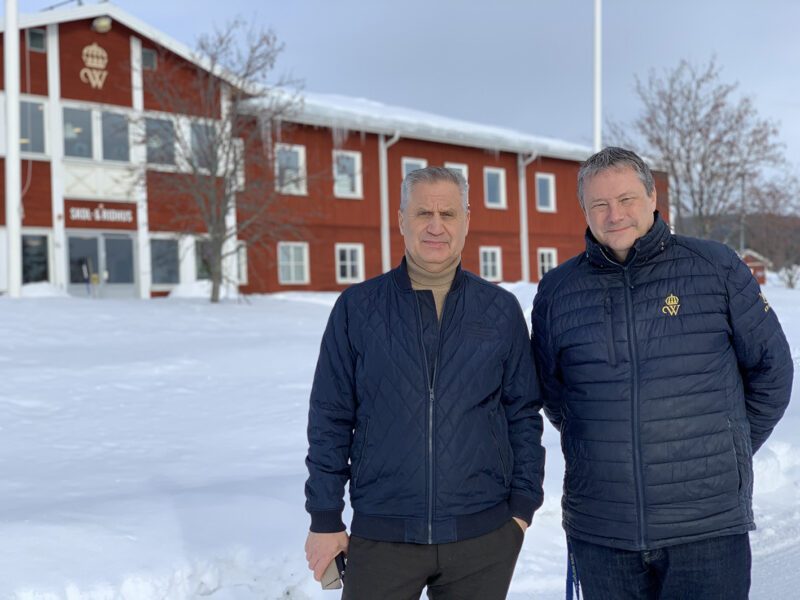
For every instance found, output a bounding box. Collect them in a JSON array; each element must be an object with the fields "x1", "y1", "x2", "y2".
[
  {"x1": 532, "y1": 146, "x2": 793, "y2": 599},
  {"x1": 304, "y1": 166, "x2": 545, "y2": 599}
]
